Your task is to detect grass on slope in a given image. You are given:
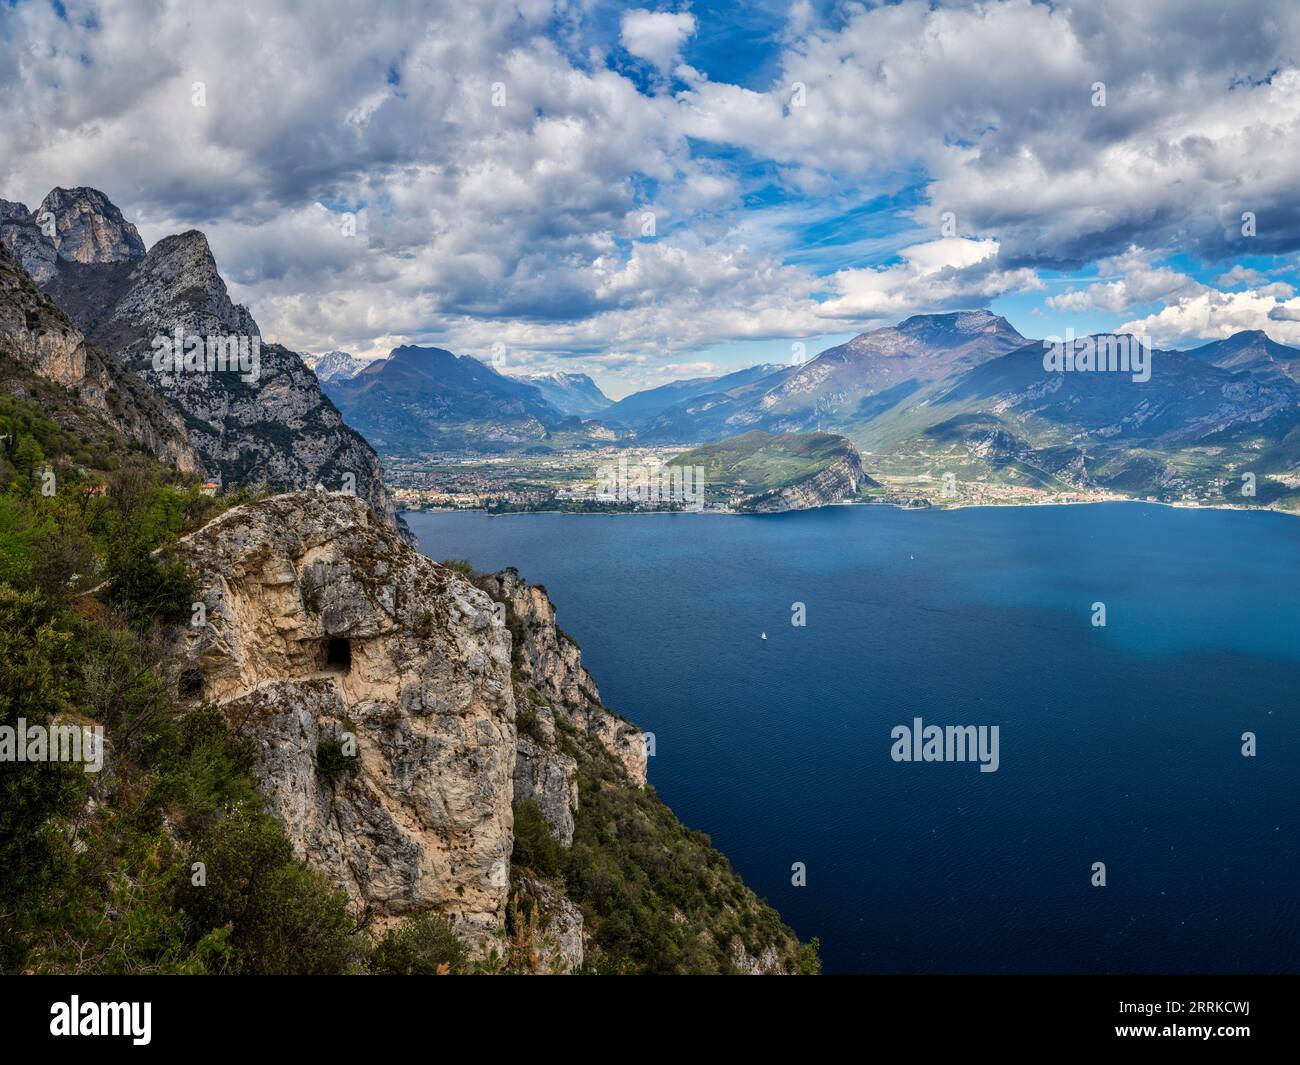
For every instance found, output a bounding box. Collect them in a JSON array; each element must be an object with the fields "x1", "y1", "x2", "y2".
[{"x1": 669, "y1": 429, "x2": 858, "y2": 493}]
